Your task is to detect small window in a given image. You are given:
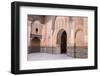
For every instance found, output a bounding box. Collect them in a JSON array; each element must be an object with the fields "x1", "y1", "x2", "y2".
[{"x1": 36, "y1": 28, "x2": 38, "y2": 33}]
